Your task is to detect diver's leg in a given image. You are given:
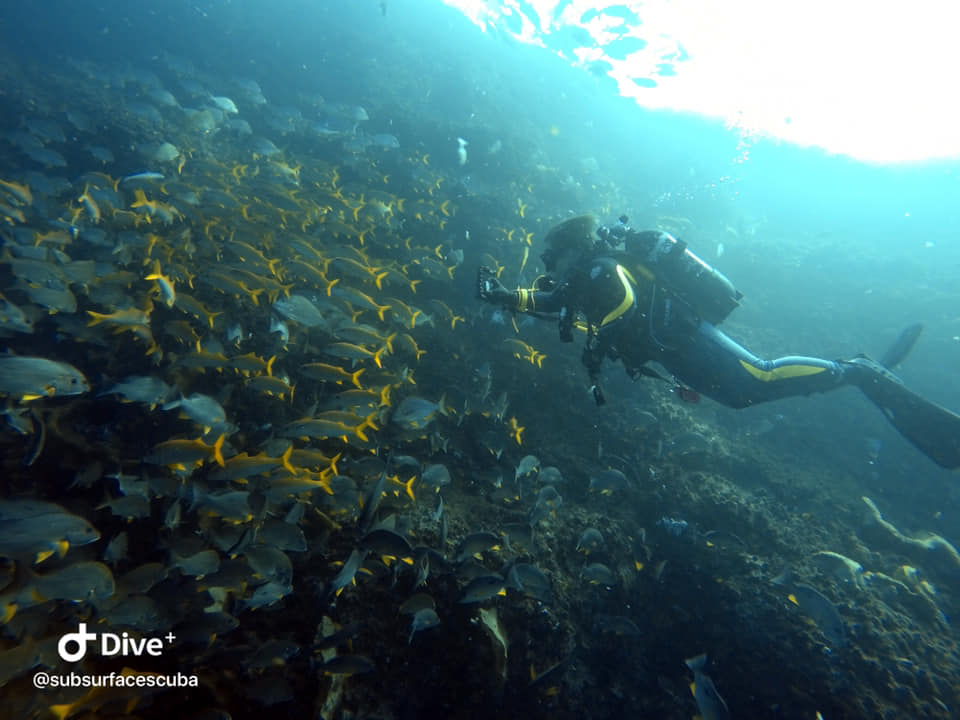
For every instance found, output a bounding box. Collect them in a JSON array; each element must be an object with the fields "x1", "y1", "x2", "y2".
[
  {"x1": 658, "y1": 320, "x2": 847, "y2": 408},
  {"x1": 661, "y1": 321, "x2": 960, "y2": 468}
]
